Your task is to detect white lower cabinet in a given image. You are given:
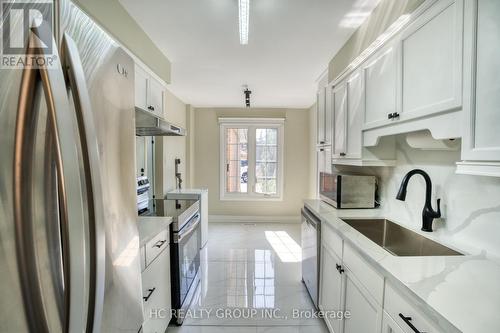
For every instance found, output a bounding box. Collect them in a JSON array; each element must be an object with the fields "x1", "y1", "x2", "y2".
[
  {"x1": 320, "y1": 244, "x2": 343, "y2": 333},
  {"x1": 319, "y1": 225, "x2": 443, "y2": 333},
  {"x1": 384, "y1": 283, "x2": 442, "y2": 333},
  {"x1": 320, "y1": 226, "x2": 382, "y2": 333},
  {"x1": 382, "y1": 311, "x2": 404, "y2": 333},
  {"x1": 141, "y1": 245, "x2": 171, "y2": 333},
  {"x1": 342, "y1": 266, "x2": 382, "y2": 333}
]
